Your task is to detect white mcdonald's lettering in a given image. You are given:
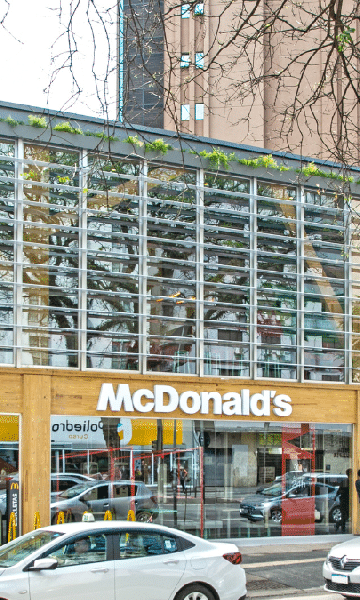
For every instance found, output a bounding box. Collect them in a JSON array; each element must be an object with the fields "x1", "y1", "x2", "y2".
[{"x1": 97, "y1": 385, "x2": 292, "y2": 417}]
